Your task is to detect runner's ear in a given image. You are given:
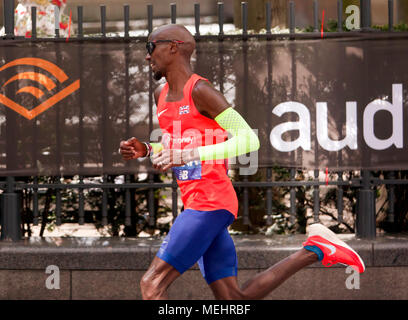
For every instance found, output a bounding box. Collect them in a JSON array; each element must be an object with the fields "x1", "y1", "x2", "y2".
[{"x1": 170, "y1": 42, "x2": 178, "y2": 54}]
